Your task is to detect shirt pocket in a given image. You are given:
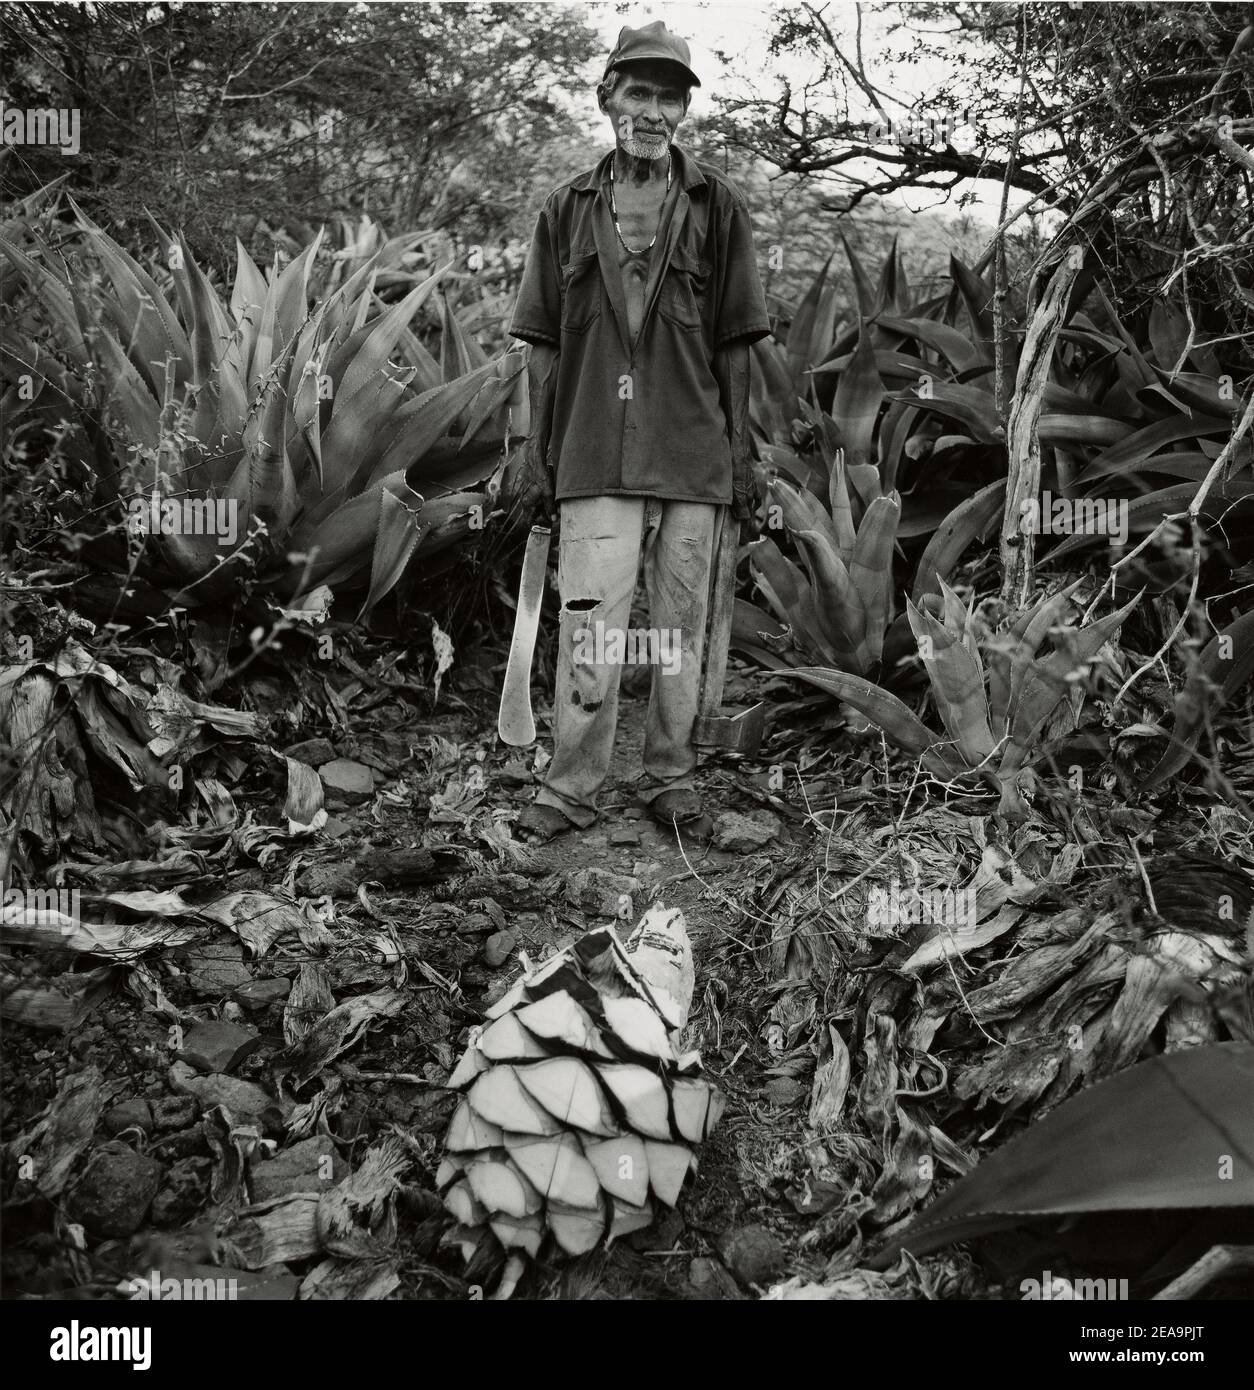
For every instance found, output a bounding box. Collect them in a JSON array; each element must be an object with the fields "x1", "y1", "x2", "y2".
[
  {"x1": 659, "y1": 246, "x2": 712, "y2": 332},
  {"x1": 559, "y1": 248, "x2": 601, "y2": 335}
]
